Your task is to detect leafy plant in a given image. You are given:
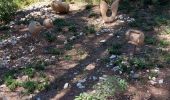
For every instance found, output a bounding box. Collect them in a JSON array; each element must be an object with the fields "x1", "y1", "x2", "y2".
[
  {"x1": 22, "y1": 80, "x2": 38, "y2": 93},
  {"x1": 22, "y1": 67, "x2": 35, "y2": 77},
  {"x1": 64, "y1": 55, "x2": 72, "y2": 61},
  {"x1": 75, "y1": 93, "x2": 98, "y2": 100},
  {"x1": 84, "y1": 25, "x2": 96, "y2": 35},
  {"x1": 158, "y1": 40, "x2": 169, "y2": 47},
  {"x1": 69, "y1": 25, "x2": 77, "y2": 32},
  {"x1": 108, "y1": 43, "x2": 122, "y2": 55},
  {"x1": 93, "y1": 76, "x2": 127, "y2": 100},
  {"x1": 88, "y1": 12, "x2": 98, "y2": 18},
  {"x1": 0, "y1": 0, "x2": 17, "y2": 23},
  {"x1": 130, "y1": 57, "x2": 148, "y2": 70},
  {"x1": 85, "y1": 4, "x2": 93, "y2": 10},
  {"x1": 145, "y1": 37, "x2": 157, "y2": 45},
  {"x1": 43, "y1": 32, "x2": 56, "y2": 42},
  {"x1": 4, "y1": 76, "x2": 19, "y2": 91}
]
